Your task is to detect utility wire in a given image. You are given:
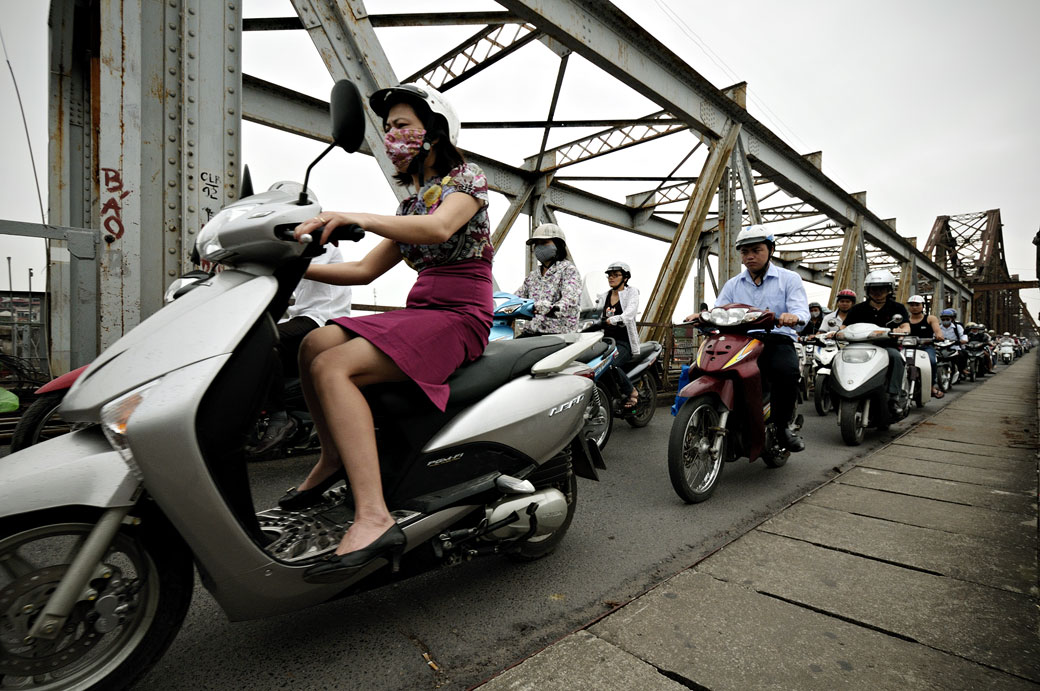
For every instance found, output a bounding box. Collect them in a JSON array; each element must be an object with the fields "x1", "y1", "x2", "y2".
[{"x1": 0, "y1": 25, "x2": 46, "y2": 226}]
